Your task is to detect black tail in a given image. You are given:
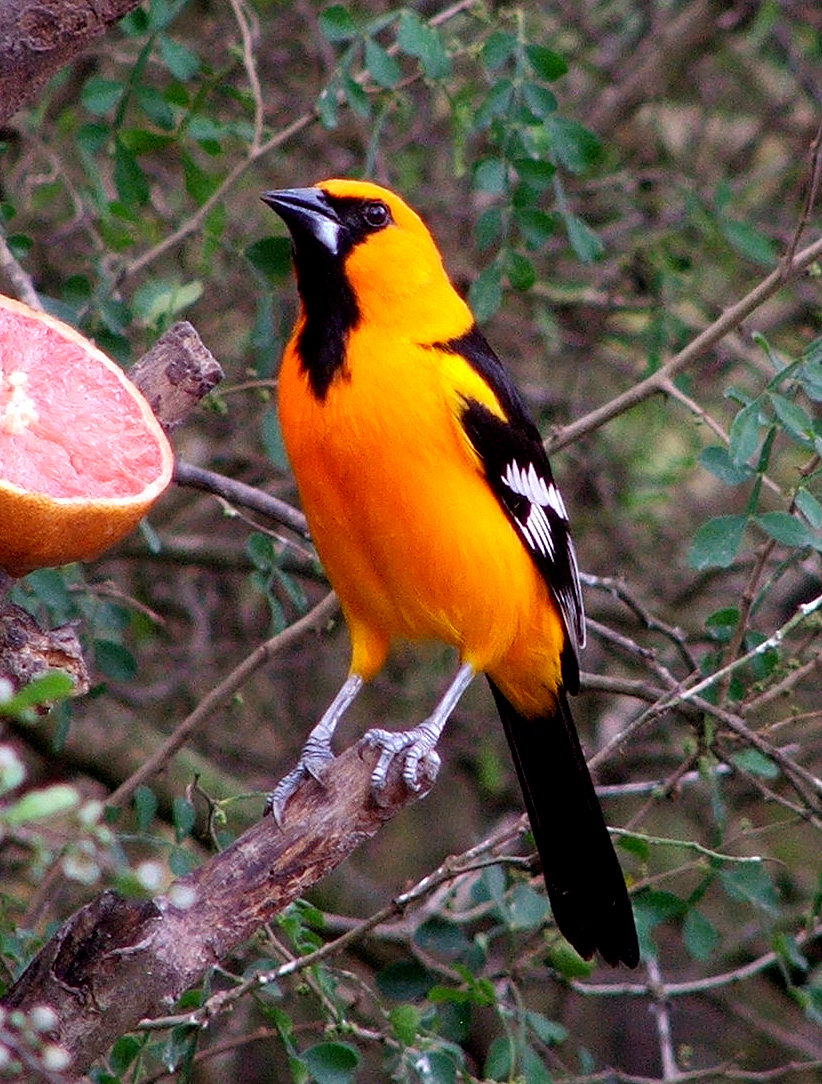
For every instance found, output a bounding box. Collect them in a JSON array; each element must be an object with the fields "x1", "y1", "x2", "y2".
[{"x1": 488, "y1": 679, "x2": 639, "y2": 967}]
